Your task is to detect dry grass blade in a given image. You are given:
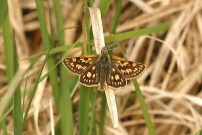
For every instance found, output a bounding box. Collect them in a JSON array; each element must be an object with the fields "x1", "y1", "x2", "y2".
[
  {"x1": 49, "y1": 99, "x2": 55, "y2": 135},
  {"x1": 0, "y1": 69, "x2": 24, "y2": 117},
  {"x1": 89, "y1": 7, "x2": 119, "y2": 128}
]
